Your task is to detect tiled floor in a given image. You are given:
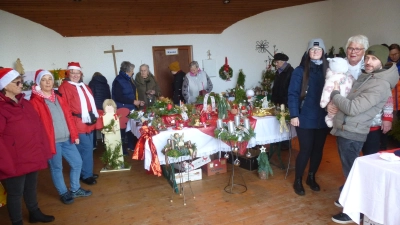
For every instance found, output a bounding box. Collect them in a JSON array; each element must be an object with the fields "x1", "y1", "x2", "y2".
[{"x1": 1, "y1": 134, "x2": 392, "y2": 225}]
